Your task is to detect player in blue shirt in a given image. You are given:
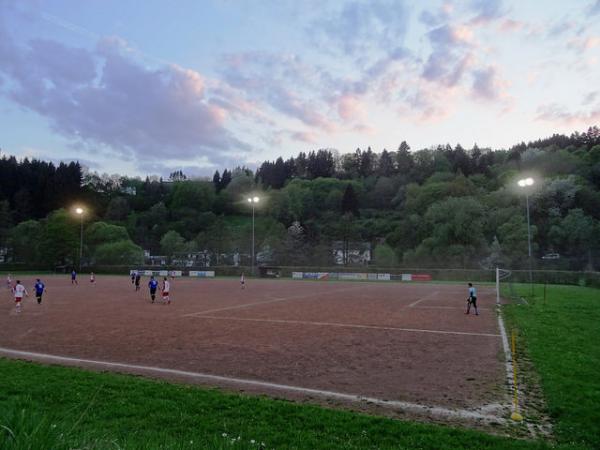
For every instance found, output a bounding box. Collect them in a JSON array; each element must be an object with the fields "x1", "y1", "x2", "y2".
[
  {"x1": 148, "y1": 276, "x2": 158, "y2": 303},
  {"x1": 34, "y1": 278, "x2": 46, "y2": 304},
  {"x1": 465, "y1": 282, "x2": 479, "y2": 315},
  {"x1": 71, "y1": 269, "x2": 78, "y2": 285}
]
